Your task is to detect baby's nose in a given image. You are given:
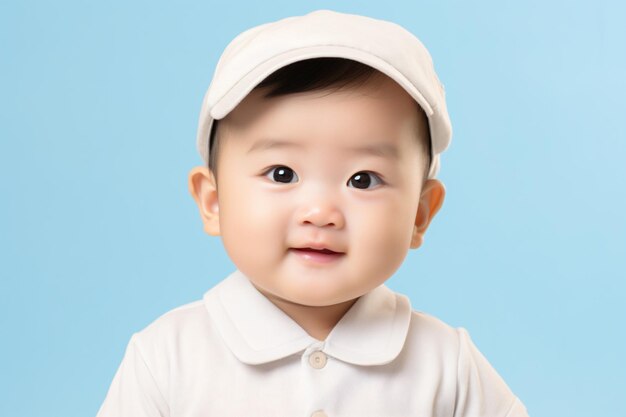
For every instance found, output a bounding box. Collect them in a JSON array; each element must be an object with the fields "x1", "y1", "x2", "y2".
[{"x1": 296, "y1": 201, "x2": 345, "y2": 229}]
